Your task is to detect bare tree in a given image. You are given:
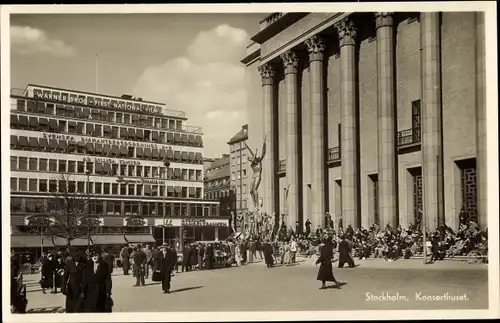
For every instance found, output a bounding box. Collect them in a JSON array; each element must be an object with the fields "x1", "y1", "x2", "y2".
[{"x1": 26, "y1": 173, "x2": 100, "y2": 249}]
